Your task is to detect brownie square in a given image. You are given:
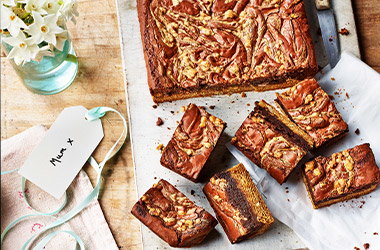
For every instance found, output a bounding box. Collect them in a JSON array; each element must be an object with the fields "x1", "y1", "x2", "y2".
[
  {"x1": 137, "y1": 0, "x2": 318, "y2": 102},
  {"x1": 276, "y1": 78, "x2": 349, "y2": 148},
  {"x1": 203, "y1": 163, "x2": 274, "y2": 243},
  {"x1": 302, "y1": 143, "x2": 380, "y2": 209},
  {"x1": 131, "y1": 179, "x2": 217, "y2": 247},
  {"x1": 160, "y1": 103, "x2": 226, "y2": 182},
  {"x1": 231, "y1": 100, "x2": 310, "y2": 184}
]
